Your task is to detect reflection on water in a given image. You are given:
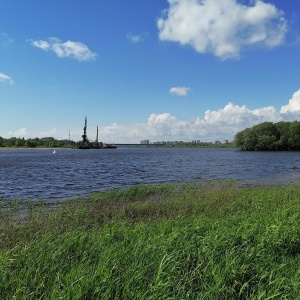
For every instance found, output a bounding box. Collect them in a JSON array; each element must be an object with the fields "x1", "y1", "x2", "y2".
[{"x1": 1, "y1": 148, "x2": 300, "y2": 201}]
